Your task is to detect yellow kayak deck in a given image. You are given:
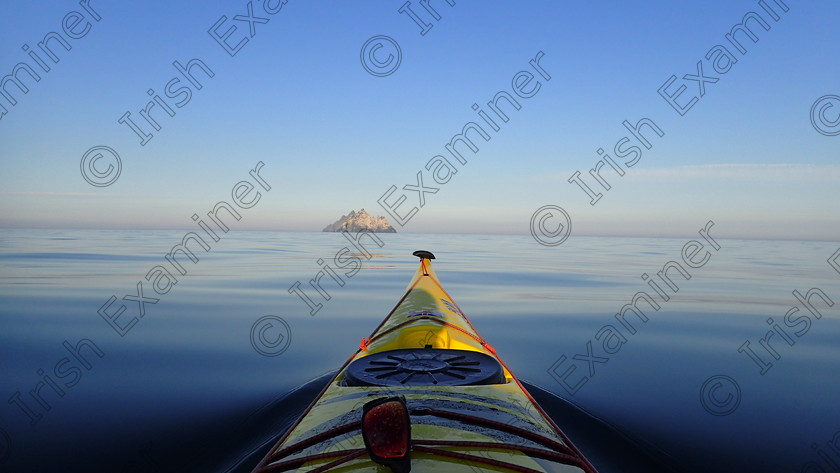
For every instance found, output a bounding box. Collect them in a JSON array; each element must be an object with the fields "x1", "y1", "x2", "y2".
[{"x1": 252, "y1": 252, "x2": 597, "y2": 473}]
